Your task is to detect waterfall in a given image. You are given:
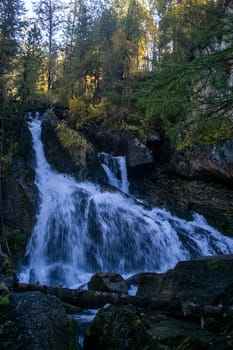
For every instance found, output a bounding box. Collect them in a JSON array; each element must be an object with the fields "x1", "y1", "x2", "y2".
[
  {"x1": 20, "y1": 118, "x2": 233, "y2": 288},
  {"x1": 98, "y1": 152, "x2": 129, "y2": 193}
]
